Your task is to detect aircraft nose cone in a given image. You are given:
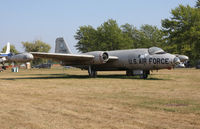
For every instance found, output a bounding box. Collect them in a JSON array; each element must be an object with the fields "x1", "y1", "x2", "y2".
[
  {"x1": 178, "y1": 55, "x2": 189, "y2": 62},
  {"x1": 173, "y1": 57, "x2": 181, "y2": 65}
]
